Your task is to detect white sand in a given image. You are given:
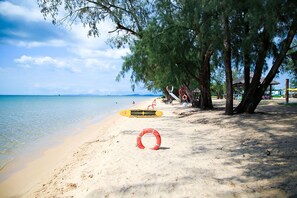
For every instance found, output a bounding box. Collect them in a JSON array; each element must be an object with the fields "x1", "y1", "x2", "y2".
[{"x1": 0, "y1": 98, "x2": 296, "y2": 197}]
